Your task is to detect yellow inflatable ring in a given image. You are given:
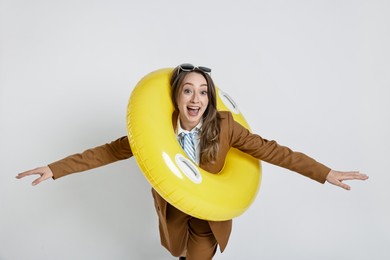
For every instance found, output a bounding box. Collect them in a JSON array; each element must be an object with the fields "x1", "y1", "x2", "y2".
[{"x1": 127, "y1": 68, "x2": 261, "y2": 221}]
